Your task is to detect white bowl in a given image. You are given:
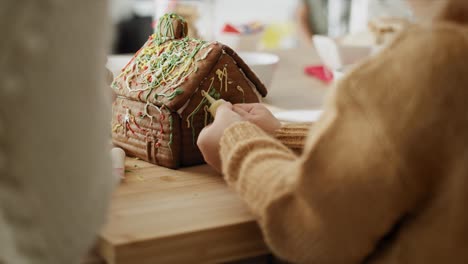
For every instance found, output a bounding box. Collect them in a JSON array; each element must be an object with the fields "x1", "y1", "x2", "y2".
[
  {"x1": 107, "y1": 55, "x2": 133, "y2": 77},
  {"x1": 217, "y1": 32, "x2": 262, "y2": 51},
  {"x1": 313, "y1": 35, "x2": 372, "y2": 69},
  {"x1": 238, "y1": 52, "x2": 279, "y2": 88}
]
